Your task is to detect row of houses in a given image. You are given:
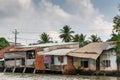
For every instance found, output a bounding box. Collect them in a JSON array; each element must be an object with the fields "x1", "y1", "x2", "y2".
[{"x1": 0, "y1": 41, "x2": 118, "y2": 74}]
